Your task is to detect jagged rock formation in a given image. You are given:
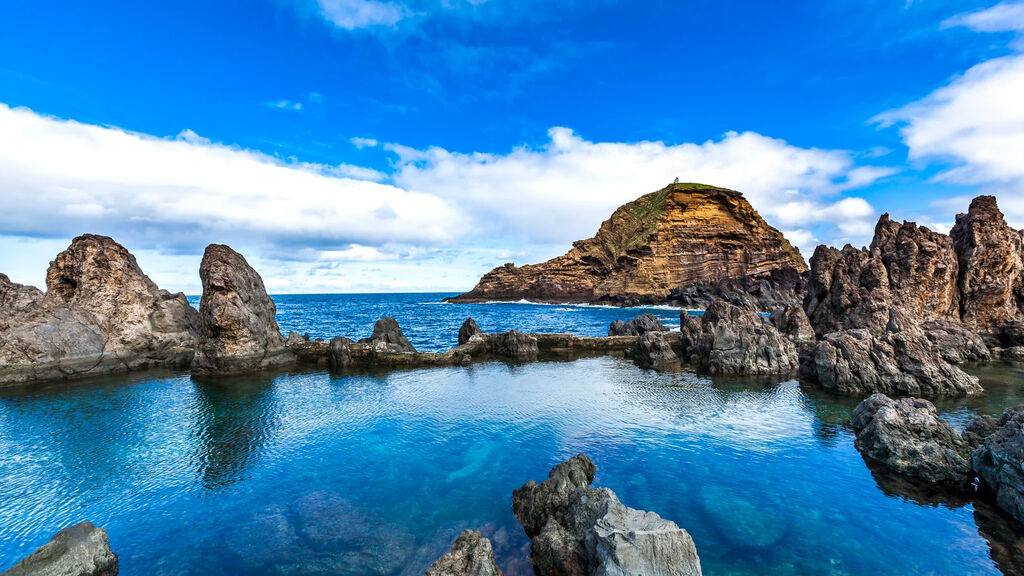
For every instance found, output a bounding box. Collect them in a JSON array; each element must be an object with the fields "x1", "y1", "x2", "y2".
[
  {"x1": 952, "y1": 196, "x2": 1024, "y2": 337},
  {"x1": 0, "y1": 235, "x2": 198, "y2": 386},
  {"x1": 425, "y1": 530, "x2": 503, "y2": 576},
  {"x1": 512, "y1": 454, "x2": 702, "y2": 576},
  {"x1": 486, "y1": 330, "x2": 539, "y2": 360},
  {"x1": 192, "y1": 244, "x2": 294, "y2": 374},
  {"x1": 850, "y1": 394, "x2": 973, "y2": 486},
  {"x1": 449, "y1": 184, "x2": 806, "y2": 305},
  {"x1": 801, "y1": 310, "x2": 982, "y2": 398},
  {"x1": 679, "y1": 300, "x2": 799, "y2": 376},
  {"x1": 458, "y1": 318, "x2": 483, "y2": 345},
  {"x1": 668, "y1": 266, "x2": 806, "y2": 312},
  {"x1": 630, "y1": 331, "x2": 681, "y2": 368},
  {"x1": 2, "y1": 521, "x2": 118, "y2": 576},
  {"x1": 770, "y1": 304, "x2": 815, "y2": 342},
  {"x1": 608, "y1": 313, "x2": 667, "y2": 336},
  {"x1": 359, "y1": 317, "x2": 416, "y2": 353},
  {"x1": 972, "y1": 405, "x2": 1024, "y2": 526}
]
